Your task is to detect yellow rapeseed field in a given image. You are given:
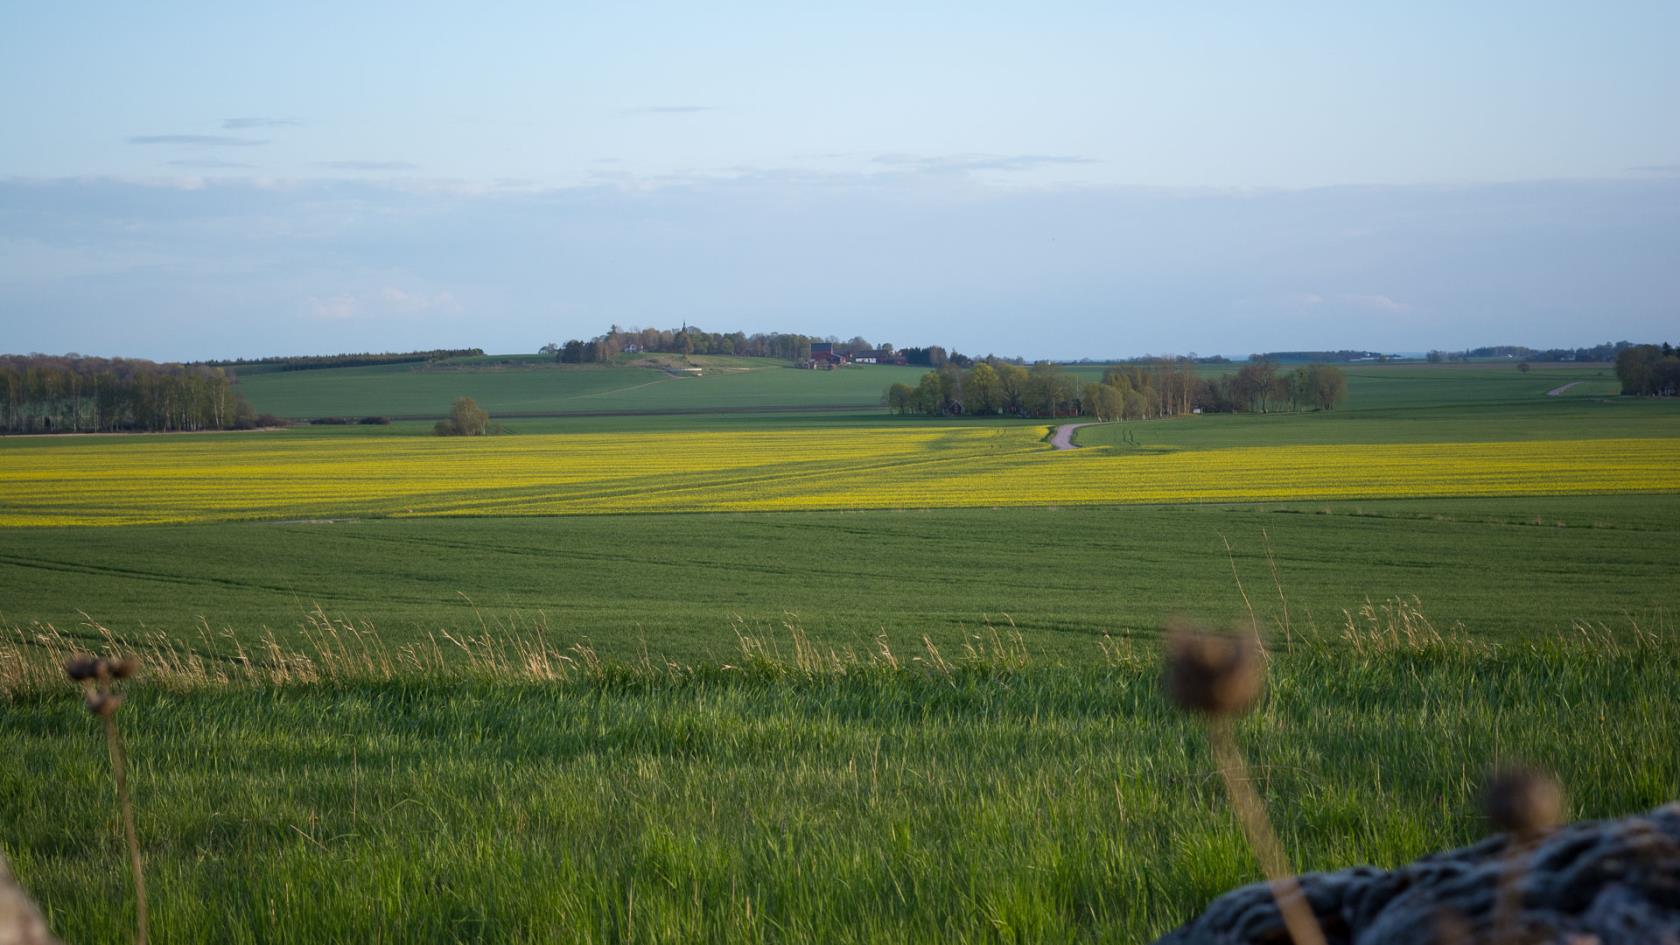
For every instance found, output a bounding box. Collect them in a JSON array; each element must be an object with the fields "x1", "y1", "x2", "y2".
[{"x1": 2, "y1": 427, "x2": 1677, "y2": 526}]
